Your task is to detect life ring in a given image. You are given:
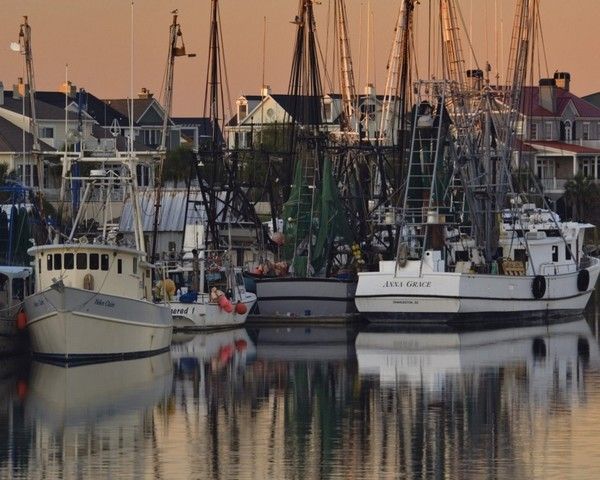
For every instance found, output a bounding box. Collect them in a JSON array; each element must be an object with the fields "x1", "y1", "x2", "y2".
[
  {"x1": 532, "y1": 275, "x2": 546, "y2": 299},
  {"x1": 397, "y1": 242, "x2": 408, "y2": 268},
  {"x1": 577, "y1": 269, "x2": 590, "y2": 292}
]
